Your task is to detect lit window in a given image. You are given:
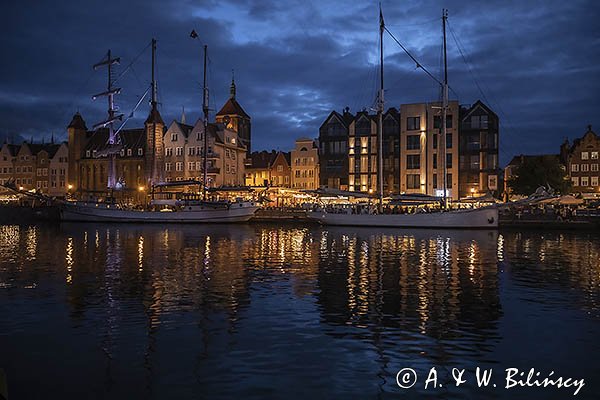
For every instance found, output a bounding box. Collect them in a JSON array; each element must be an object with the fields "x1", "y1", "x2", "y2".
[
  {"x1": 571, "y1": 164, "x2": 579, "y2": 172},
  {"x1": 572, "y1": 177, "x2": 579, "y2": 186},
  {"x1": 591, "y1": 163, "x2": 599, "y2": 172},
  {"x1": 581, "y1": 176, "x2": 589, "y2": 186},
  {"x1": 581, "y1": 164, "x2": 589, "y2": 172},
  {"x1": 127, "y1": 149, "x2": 132, "y2": 156},
  {"x1": 591, "y1": 176, "x2": 598, "y2": 186},
  {"x1": 581, "y1": 152, "x2": 589, "y2": 160},
  {"x1": 138, "y1": 148, "x2": 143, "y2": 156},
  {"x1": 591, "y1": 152, "x2": 599, "y2": 160}
]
